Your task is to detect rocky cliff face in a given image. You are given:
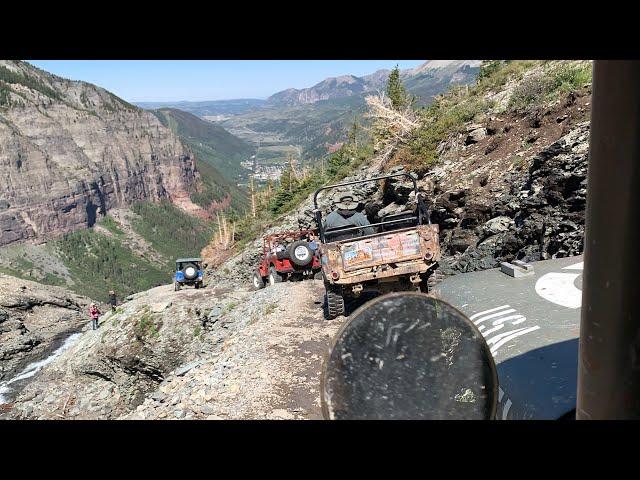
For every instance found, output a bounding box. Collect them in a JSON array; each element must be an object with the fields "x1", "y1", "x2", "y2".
[
  {"x1": 0, "y1": 273, "x2": 91, "y2": 385},
  {"x1": 0, "y1": 60, "x2": 199, "y2": 246}
]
